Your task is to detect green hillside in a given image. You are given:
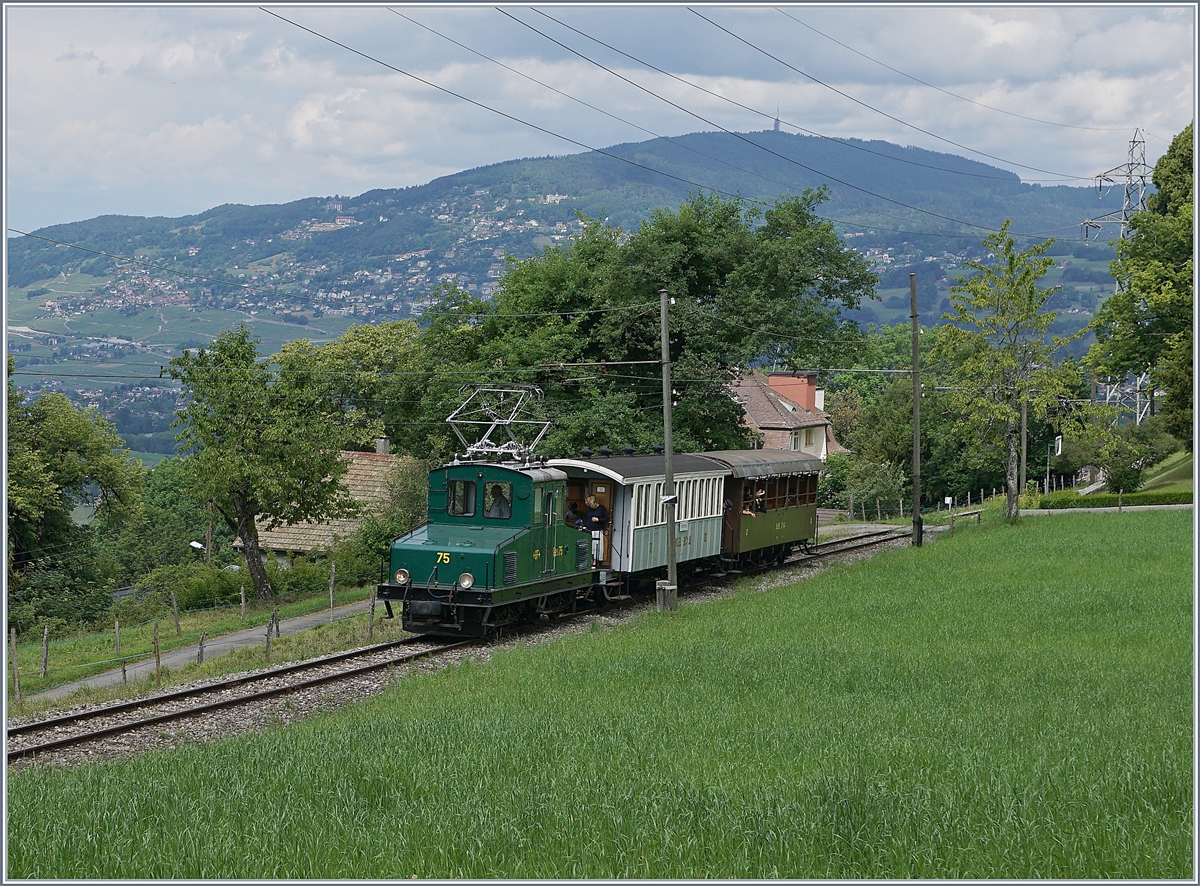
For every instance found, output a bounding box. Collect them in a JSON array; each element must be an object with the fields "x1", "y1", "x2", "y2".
[
  {"x1": 8, "y1": 129, "x2": 1121, "y2": 297},
  {"x1": 6, "y1": 129, "x2": 1123, "y2": 409},
  {"x1": 7, "y1": 510, "x2": 1190, "y2": 878}
]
